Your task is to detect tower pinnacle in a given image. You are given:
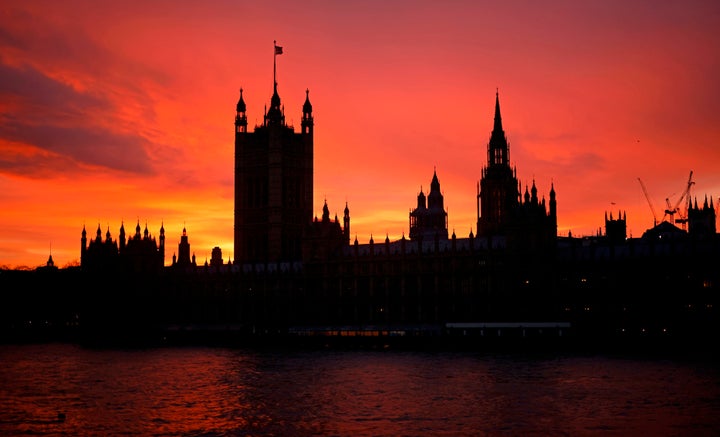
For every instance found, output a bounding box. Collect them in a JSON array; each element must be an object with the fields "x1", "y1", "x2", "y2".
[
  {"x1": 487, "y1": 90, "x2": 509, "y2": 167},
  {"x1": 493, "y1": 89, "x2": 503, "y2": 132}
]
